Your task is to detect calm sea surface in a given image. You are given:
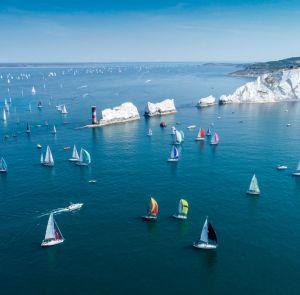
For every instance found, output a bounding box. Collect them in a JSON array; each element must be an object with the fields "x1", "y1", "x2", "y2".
[{"x1": 1, "y1": 63, "x2": 300, "y2": 294}]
